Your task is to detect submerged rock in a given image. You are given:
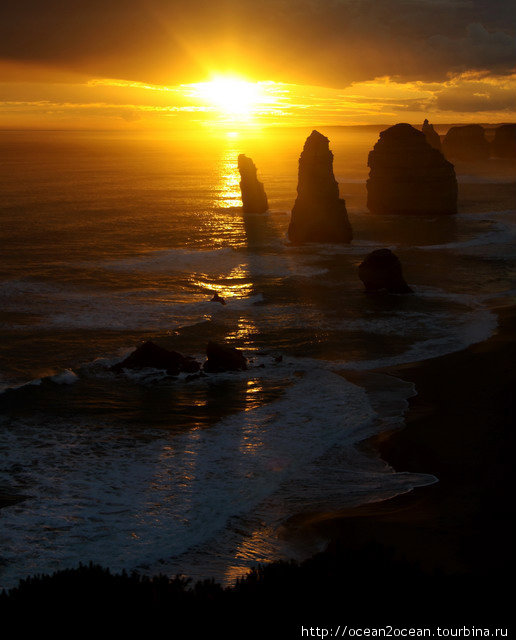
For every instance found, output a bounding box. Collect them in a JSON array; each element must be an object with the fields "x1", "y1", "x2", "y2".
[
  {"x1": 111, "y1": 341, "x2": 200, "y2": 375},
  {"x1": 203, "y1": 341, "x2": 247, "y2": 373},
  {"x1": 238, "y1": 154, "x2": 269, "y2": 213},
  {"x1": 288, "y1": 130, "x2": 352, "y2": 244},
  {"x1": 367, "y1": 123, "x2": 457, "y2": 215},
  {"x1": 422, "y1": 119, "x2": 442, "y2": 151},
  {"x1": 0, "y1": 488, "x2": 28, "y2": 509},
  {"x1": 442, "y1": 124, "x2": 490, "y2": 161},
  {"x1": 491, "y1": 124, "x2": 516, "y2": 158},
  {"x1": 358, "y1": 249, "x2": 413, "y2": 294}
]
